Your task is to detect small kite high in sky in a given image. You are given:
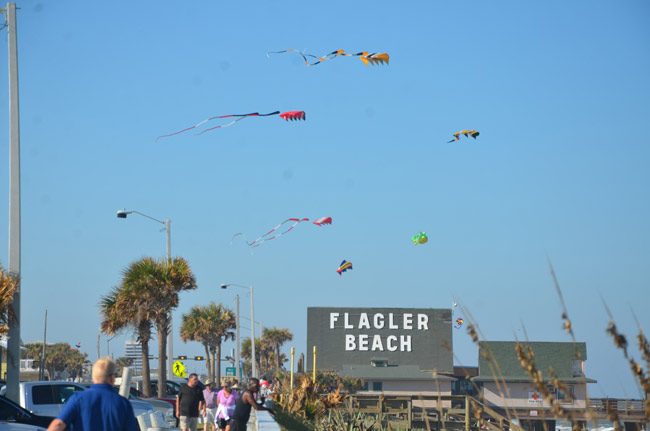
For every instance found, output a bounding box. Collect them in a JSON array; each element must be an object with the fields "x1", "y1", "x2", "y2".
[
  {"x1": 412, "y1": 232, "x2": 428, "y2": 245},
  {"x1": 268, "y1": 49, "x2": 389, "y2": 67},
  {"x1": 232, "y1": 216, "x2": 332, "y2": 248},
  {"x1": 74, "y1": 342, "x2": 81, "y2": 349},
  {"x1": 454, "y1": 317, "x2": 464, "y2": 329},
  {"x1": 448, "y1": 130, "x2": 480, "y2": 143},
  {"x1": 337, "y1": 260, "x2": 353, "y2": 275},
  {"x1": 156, "y1": 110, "x2": 306, "y2": 141},
  {"x1": 313, "y1": 216, "x2": 333, "y2": 226}
]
